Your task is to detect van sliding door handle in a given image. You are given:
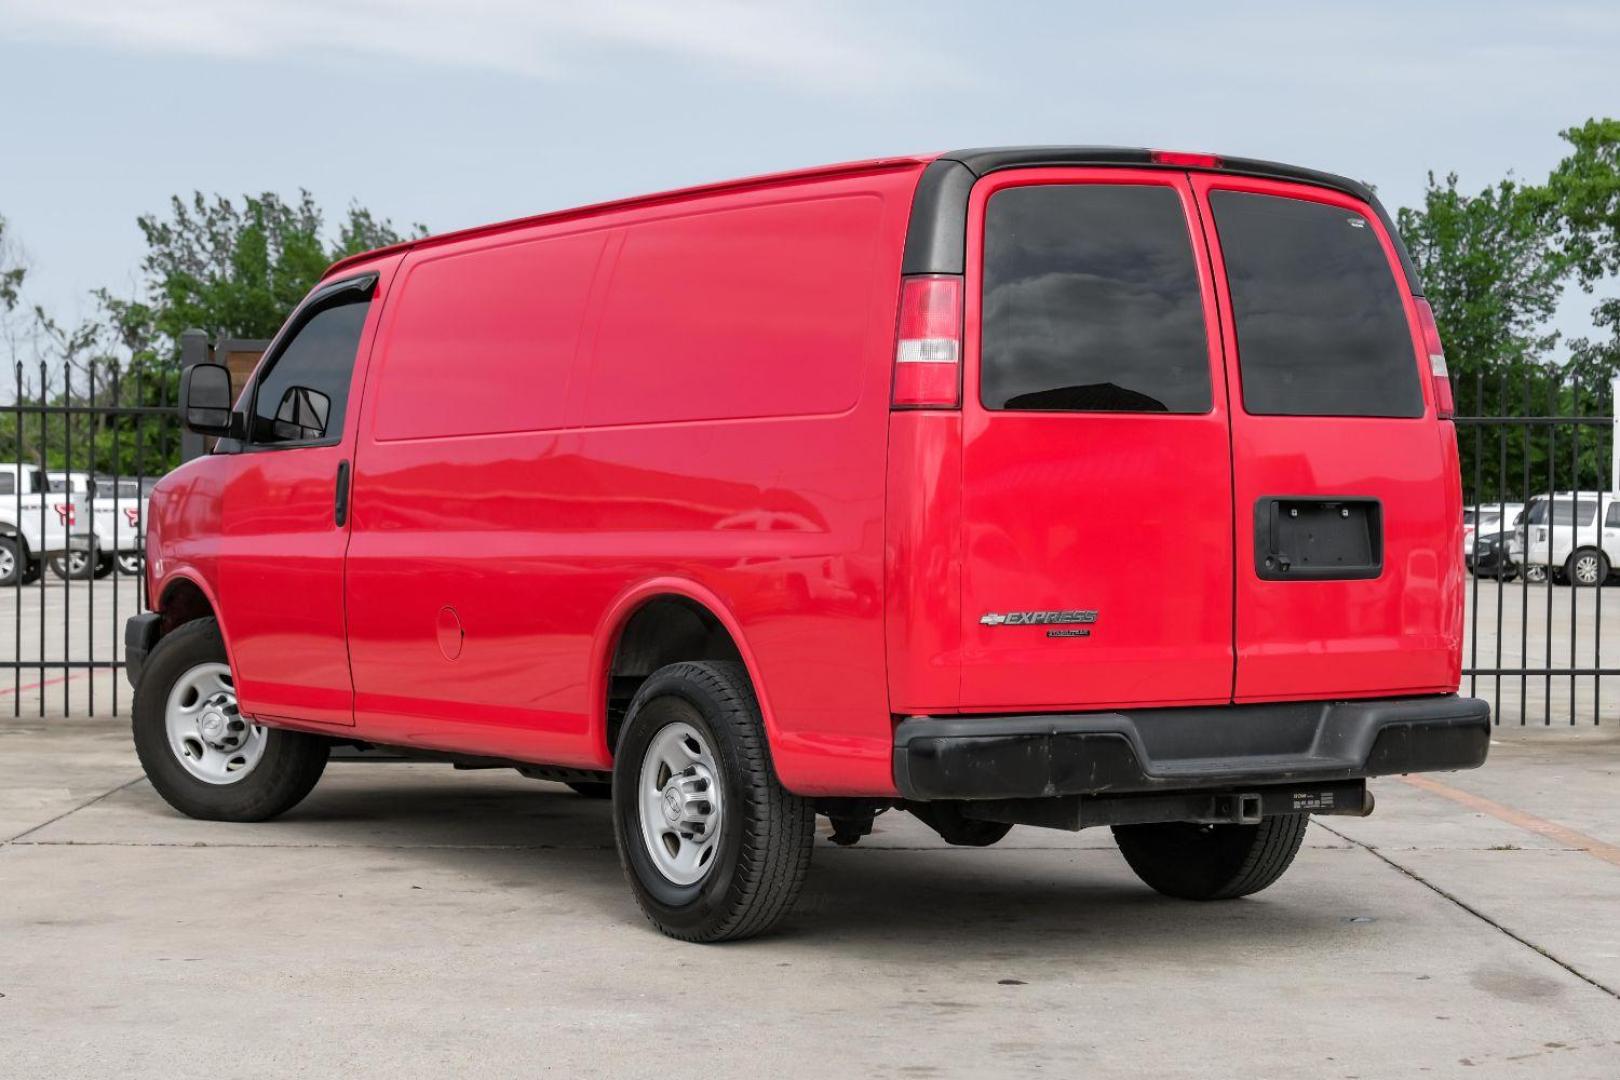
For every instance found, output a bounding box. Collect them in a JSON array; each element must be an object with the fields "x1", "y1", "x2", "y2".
[{"x1": 334, "y1": 460, "x2": 351, "y2": 528}]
